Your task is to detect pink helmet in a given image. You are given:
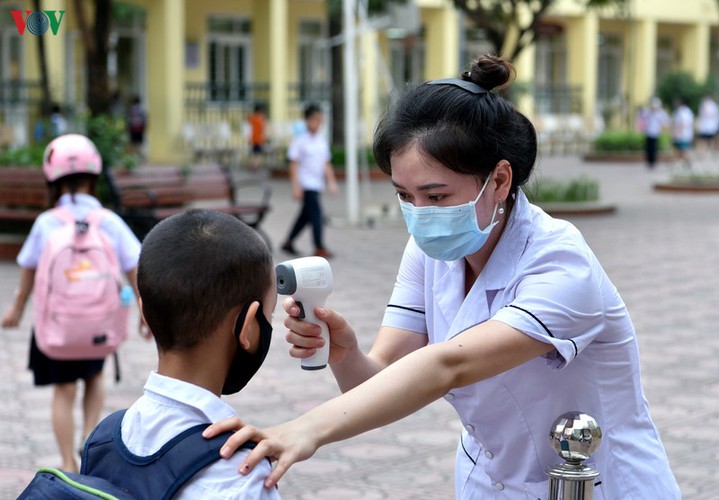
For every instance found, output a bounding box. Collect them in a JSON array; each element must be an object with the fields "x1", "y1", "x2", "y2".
[{"x1": 43, "y1": 134, "x2": 102, "y2": 182}]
